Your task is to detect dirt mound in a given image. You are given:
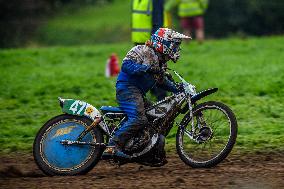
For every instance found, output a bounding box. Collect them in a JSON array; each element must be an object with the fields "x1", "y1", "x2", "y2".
[
  {"x1": 0, "y1": 165, "x2": 44, "y2": 178},
  {"x1": 0, "y1": 166, "x2": 24, "y2": 178},
  {"x1": 0, "y1": 153, "x2": 44, "y2": 178},
  {"x1": 0, "y1": 152, "x2": 283, "y2": 189}
]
